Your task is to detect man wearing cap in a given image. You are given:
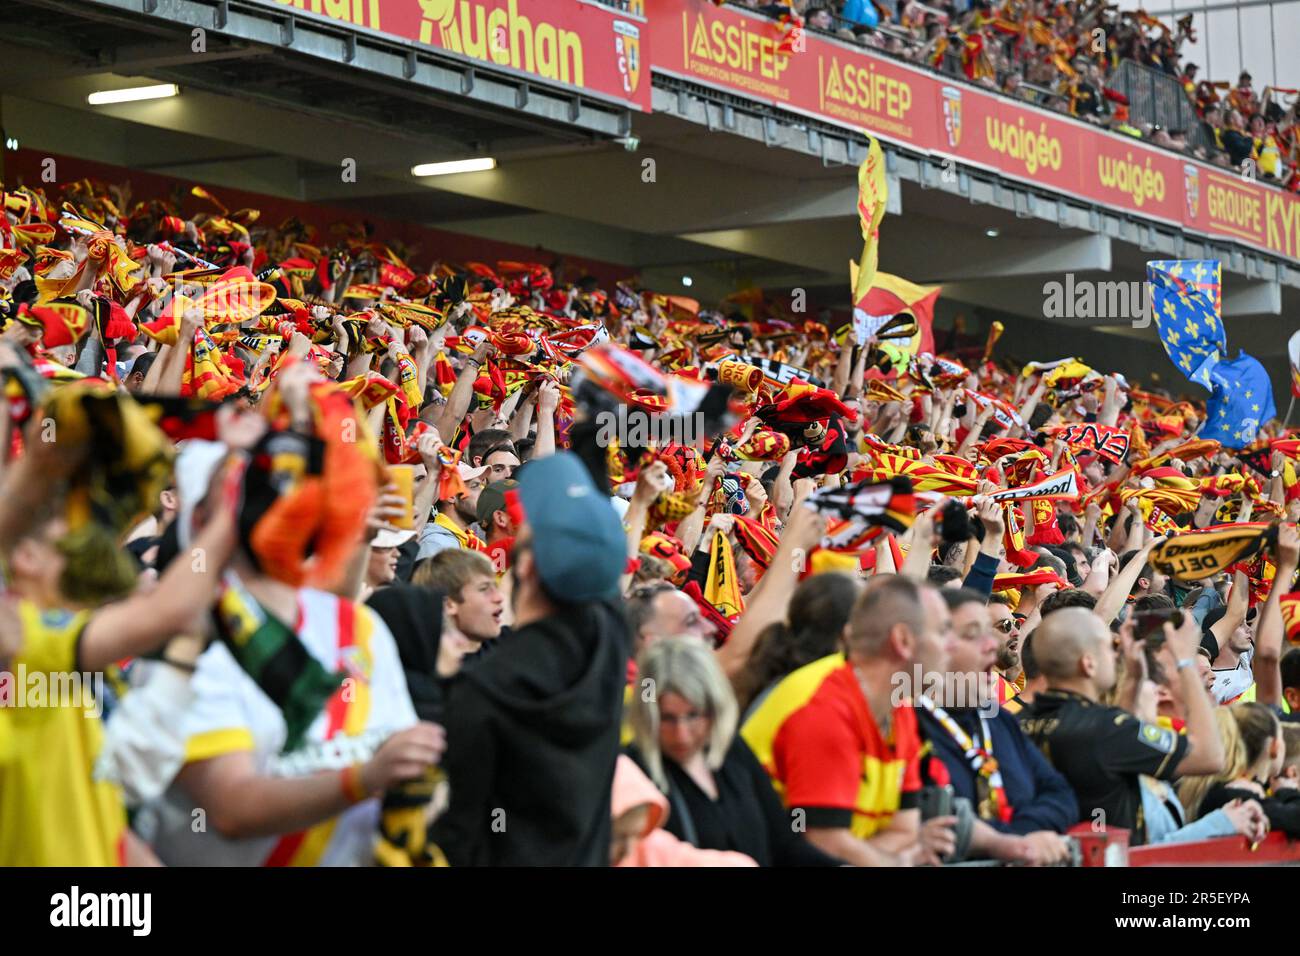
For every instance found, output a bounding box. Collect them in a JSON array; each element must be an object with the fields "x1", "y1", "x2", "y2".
[
  {"x1": 365, "y1": 527, "x2": 415, "y2": 600},
  {"x1": 431, "y1": 452, "x2": 630, "y2": 866},
  {"x1": 475, "y1": 479, "x2": 519, "y2": 575},
  {"x1": 416, "y1": 461, "x2": 488, "y2": 560}
]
